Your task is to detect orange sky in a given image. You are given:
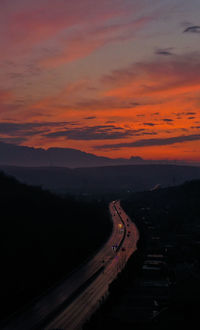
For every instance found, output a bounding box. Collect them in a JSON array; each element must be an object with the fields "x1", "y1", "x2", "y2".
[{"x1": 0, "y1": 0, "x2": 200, "y2": 162}]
